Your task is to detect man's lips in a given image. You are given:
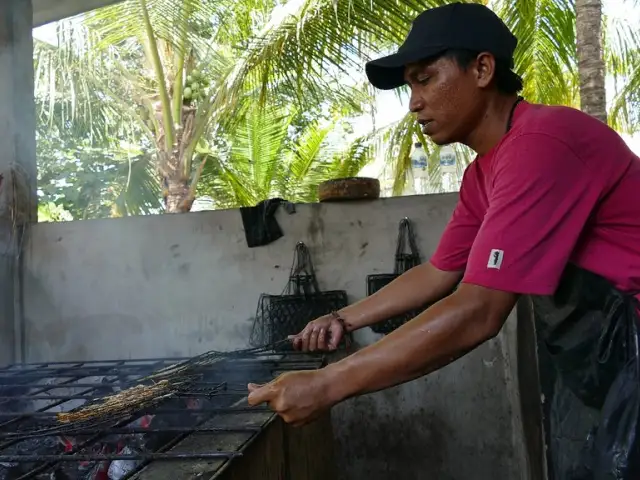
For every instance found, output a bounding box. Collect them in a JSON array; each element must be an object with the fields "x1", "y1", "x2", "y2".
[{"x1": 419, "y1": 119, "x2": 434, "y2": 133}]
